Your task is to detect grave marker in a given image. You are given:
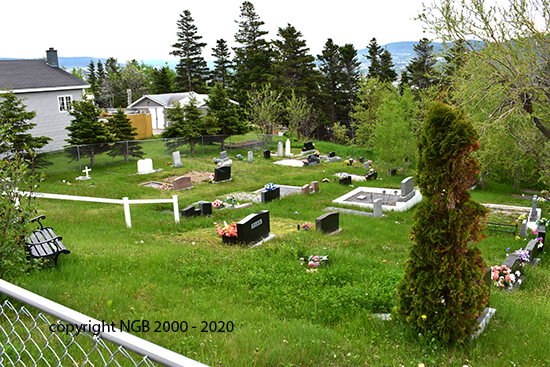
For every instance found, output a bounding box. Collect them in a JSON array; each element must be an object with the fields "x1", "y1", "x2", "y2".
[
  {"x1": 302, "y1": 141, "x2": 315, "y2": 152},
  {"x1": 237, "y1": 210, "x2": 271, "y2": 244},
  {"x1": 304, "y1": 153, "x2": 320, "y2": 166},
  {"x1": 373, "y1": 198, "x2": 383, "y2": 218},
  {"x1": 261, "y1": 187, "x2": 280, "y2": 204},
  {"x1": 76, "y1": 166, "x2": 92, "y2": 180},
  {"x1": 339, "y1": 175, "x2": 352, "y2": 185},
  {"x1": 301, "y1": 184, "x2": 310, "y2": 195},
  {"x1": 214, "y1": 166, "x2": 231, "y2": 183},
  {"x1": 525, "y1": 238, "x2": 543, "y2": 265},
  {"x1": 263, "y1": 150, "x2": 271, "y2": 159},
  {"x1": 398, "y1": 176, "x2": 415, "y2": 202},
  {"x1": 316, "y1": 212, "x2": 341, "y2": 234},
  {"x1": 311, "y1": 181, "x2": 319, "y2": 193},
  {"x1": 173, "y1": 176, "x2": 193, "y2": 191},
  {"x1": 199, "y1": 201, "x2": 212, "y2": 216},
  {"x1": 181, "y1": 205, "x2": 198, "y2": 218},
  {"x1": 285, "y1": 139, "x2": 291, "y2": 156},
  {"x1": 519, "y1": 219, "x2": 528, "y2": 237},
  {"x1": 529, "y1": 195, "x2": 538, "y2": 221},
  {"x1": 137, "y1": 158, "x2": 155, "y2": 174},
  {"x1": 248, "y1": 151, "x2": 254, "y2": 162},
  {"x1": 277, "y1": 142, "x2": 283, "y2": 157},
  {"x1": 172, "y1": 151, "x2": 183, "y2": 168}
]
